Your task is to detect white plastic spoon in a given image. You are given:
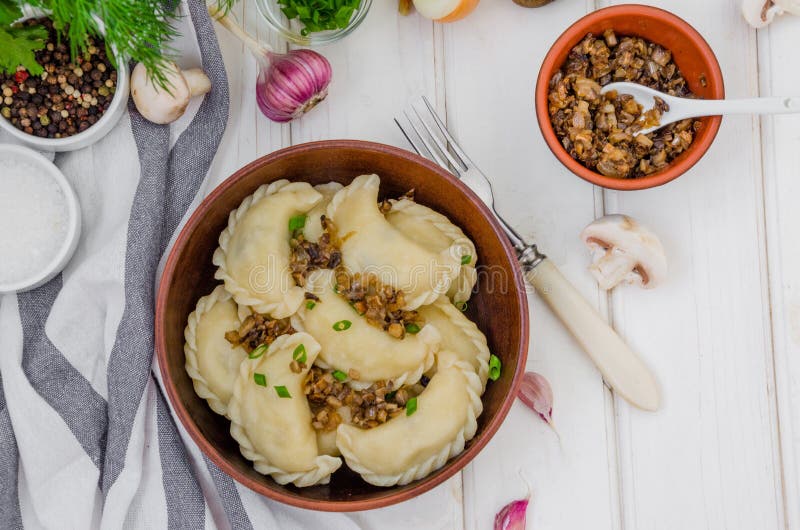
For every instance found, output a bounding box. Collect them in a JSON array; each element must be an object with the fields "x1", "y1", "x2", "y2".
[{"x1": 601, "y1": 82, "x2": 800, "y2": 136}]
